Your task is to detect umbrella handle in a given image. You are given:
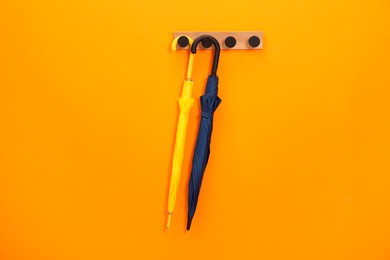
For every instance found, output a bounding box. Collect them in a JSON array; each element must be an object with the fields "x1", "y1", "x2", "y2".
[
  {"x1": 191, "y1": 35, "x2": 221, "y2": 77},
  {"x1": 172, "y1": 35, "x2": 195, "y2": 79}
]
